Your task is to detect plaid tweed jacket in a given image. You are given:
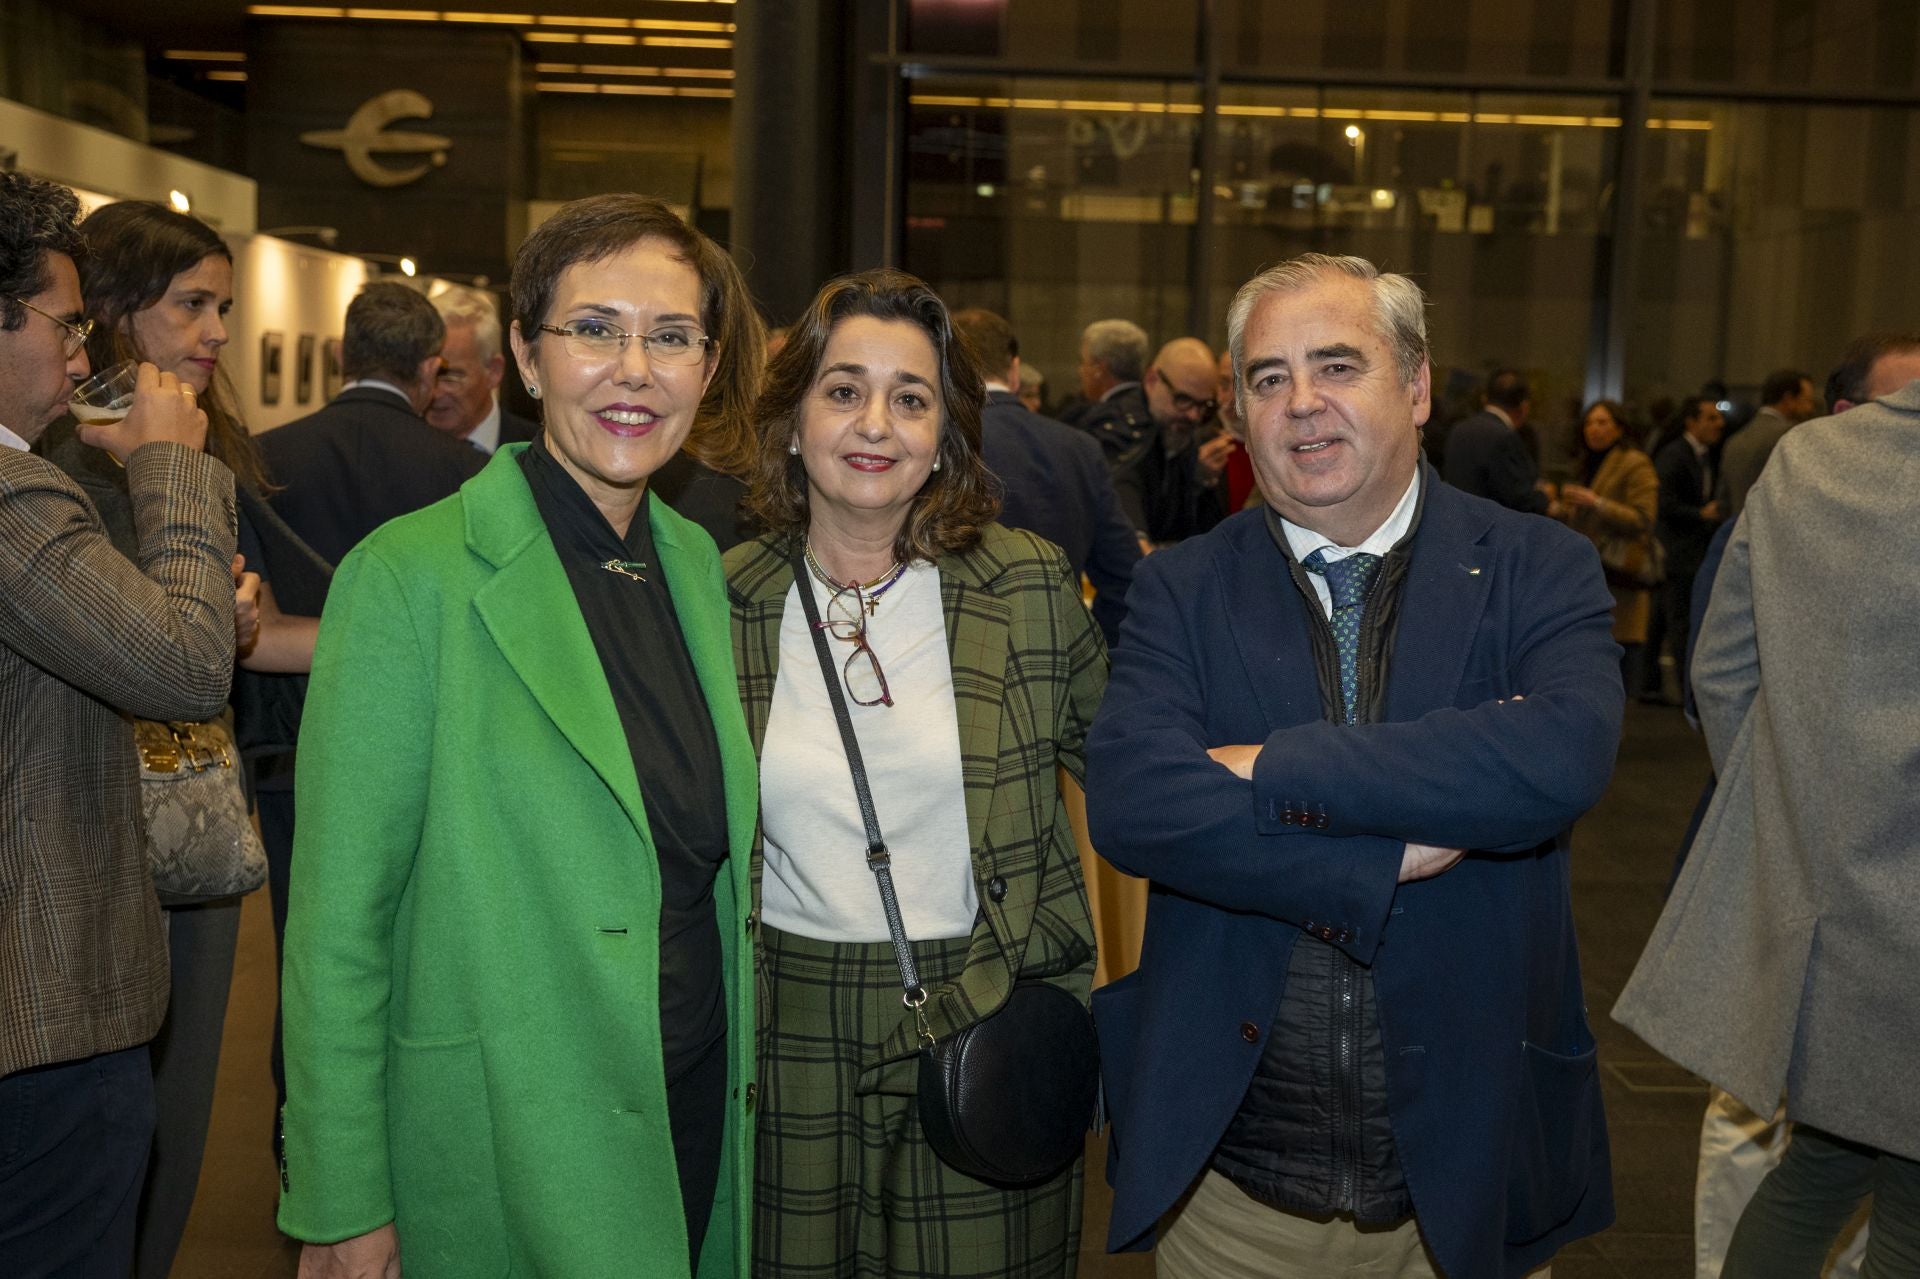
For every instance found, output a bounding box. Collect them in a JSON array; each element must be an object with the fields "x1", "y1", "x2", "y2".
[
  {"x1": 0, "y1": 442, "x2": 237, "y2": 1078},
  {"x1": 726, "y1": 523, "x2": 1108, "y2": 1071}
]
